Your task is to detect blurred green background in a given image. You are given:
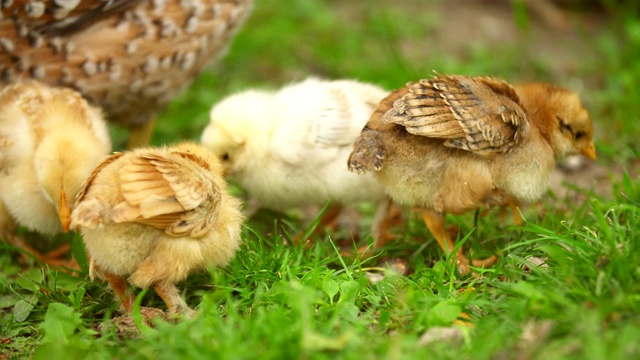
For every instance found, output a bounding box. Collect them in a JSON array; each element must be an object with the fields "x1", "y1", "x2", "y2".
[{"x1": 154, "y1": 0, "x2": 639, "y2": 167}]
